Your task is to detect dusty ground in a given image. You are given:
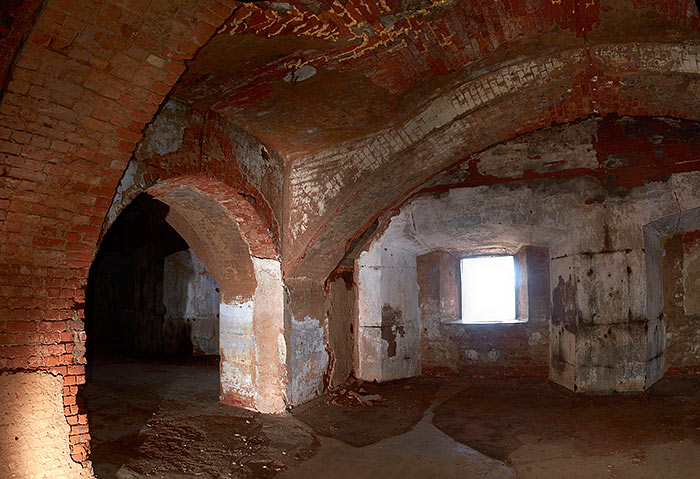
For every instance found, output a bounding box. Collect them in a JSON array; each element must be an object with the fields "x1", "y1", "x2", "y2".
[
  {"x1": 290, "y1": 376, "x2": 441, "y2": 446},
  {"x1": 84, "y1": 355, "x2": 700, "y2": 478},
  {"x1": 433, "y1": 377, "x2": 700, "y2": 478},
  {"x1": 85, "y1": 355, "x2": 317, "y2": 479}
]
